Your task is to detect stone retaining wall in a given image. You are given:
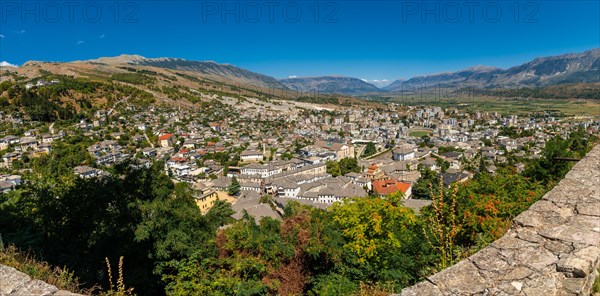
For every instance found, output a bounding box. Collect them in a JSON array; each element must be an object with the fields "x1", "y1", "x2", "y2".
[
  {"x1": 400, "y1": 144, "x2": 600, "y2": 296},
  {"x1": 0, "y1": 264, "x2": 85, "y2": 296}
]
